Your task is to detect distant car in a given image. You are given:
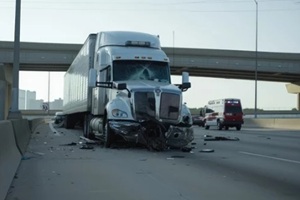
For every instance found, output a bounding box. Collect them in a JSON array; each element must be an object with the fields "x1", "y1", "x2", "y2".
[
  {"x1": 53, "y1": 112, "x2": 65, "y2": 124},
  {"x1": 192, "y1": 115, "x2": 204, "y2": 127}
]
